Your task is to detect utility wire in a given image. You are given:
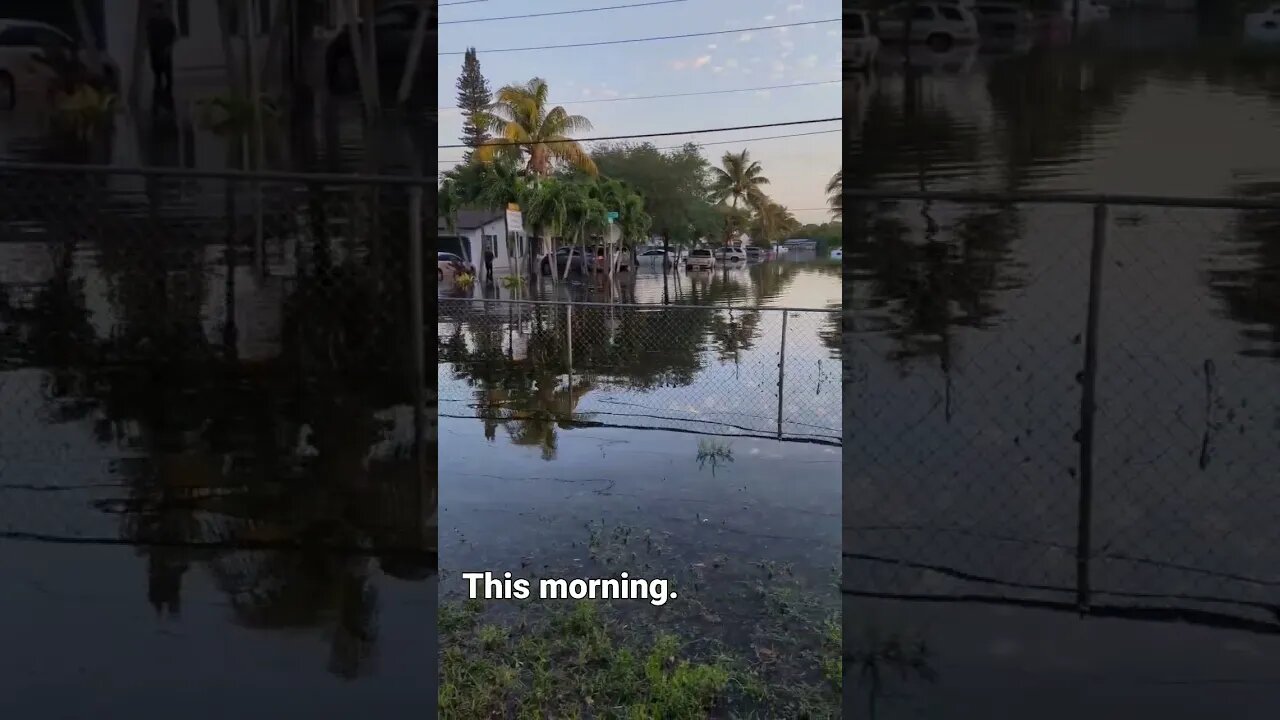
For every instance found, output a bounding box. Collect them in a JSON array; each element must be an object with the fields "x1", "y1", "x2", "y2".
[
  {"x1": 440, "y1": 0, "x2": 489, "y2": 6},
  {"x1": 438, "y1": 18, "x2": 840, "y2": 55},
  {"x1": 438, "y1": 128, "x2": 840, "y2": 164},
  {"x1": 440, "y1": 0, "x2": 687, "y2": 24},
  {"x1": 436, "y1": 79, "x2": 839, "y2": 111},
  {"x1": 438, "y1": 117, "x2": 839, "y2": 148}
]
